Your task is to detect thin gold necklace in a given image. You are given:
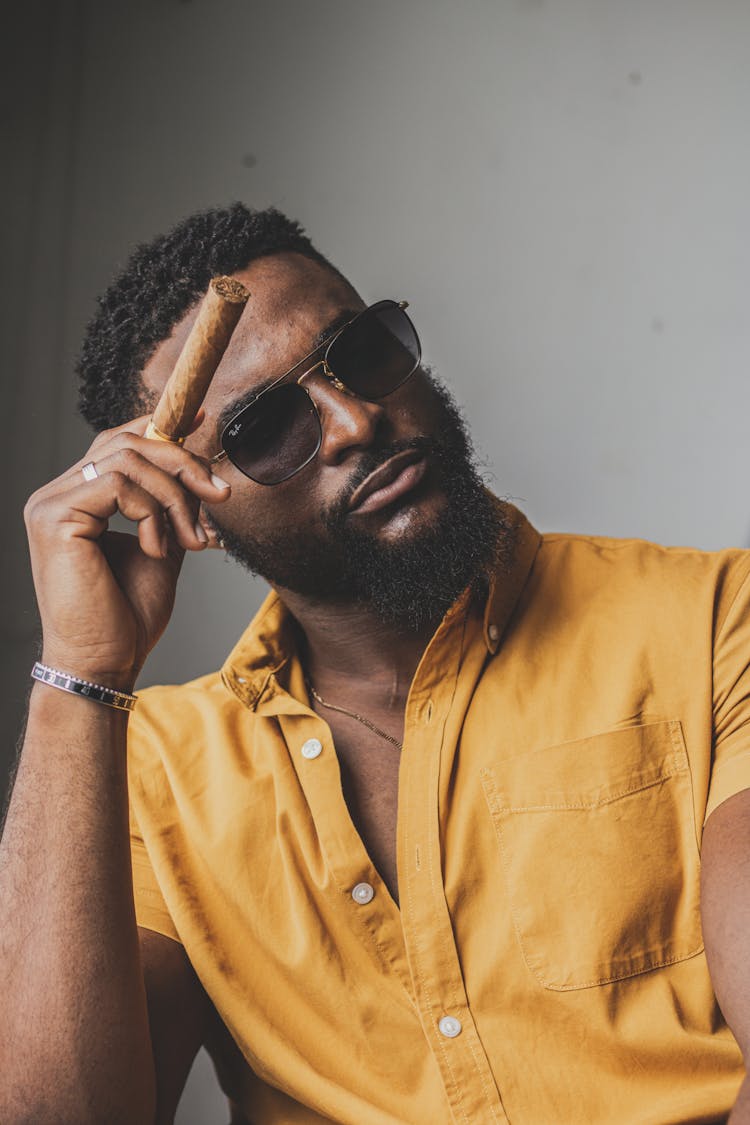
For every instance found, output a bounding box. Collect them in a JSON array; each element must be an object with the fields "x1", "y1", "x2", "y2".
[{"x1": 306, "y1": 681, "x2": 403, "y2": 751}]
